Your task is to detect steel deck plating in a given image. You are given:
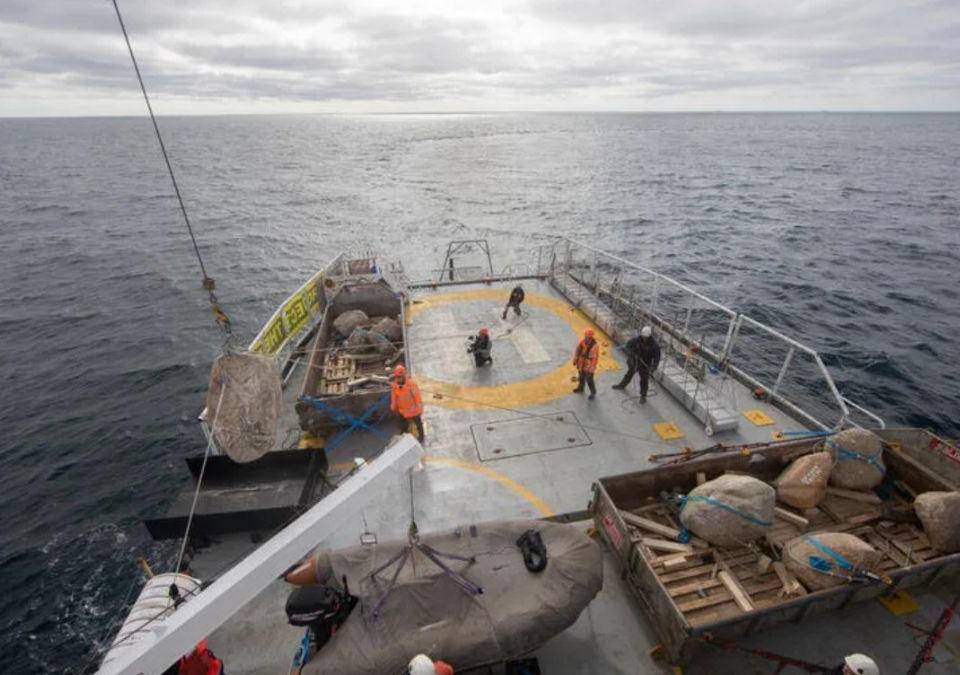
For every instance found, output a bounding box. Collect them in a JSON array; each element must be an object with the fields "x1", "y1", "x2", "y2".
[{"x1": 194, "y1": 277, "x2": 959, "y2": 673}]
